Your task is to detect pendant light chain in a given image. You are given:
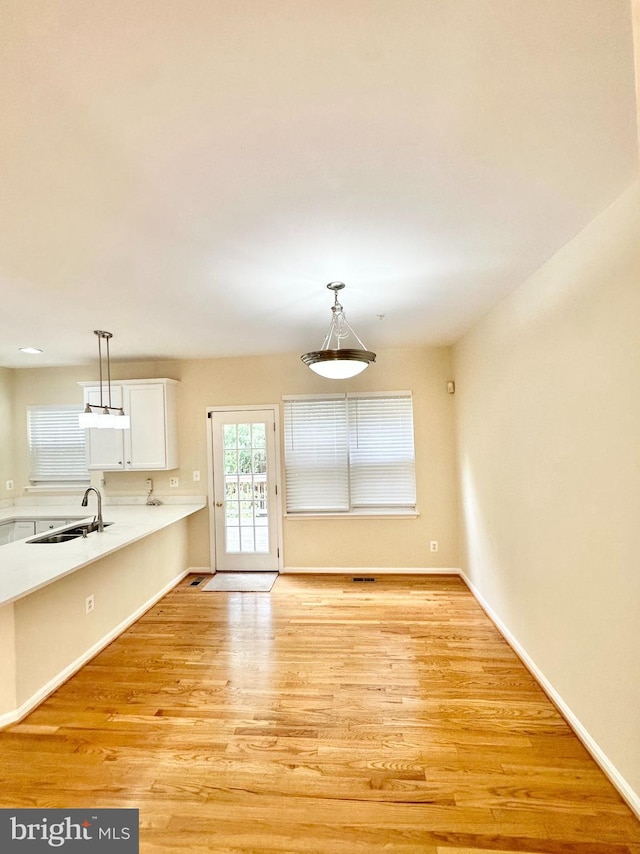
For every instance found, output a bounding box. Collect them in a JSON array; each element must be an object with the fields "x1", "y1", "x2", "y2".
[
  {"x1": 97, "y1": 331, "x2": 104, "y2": 410},
  {"x1": 105, "y1": 332, "x2": 112, "y2": 410},
  {"x1": 79, "y1": 330, "x2": 131, "y2": 429}
]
